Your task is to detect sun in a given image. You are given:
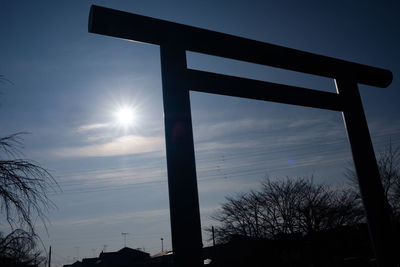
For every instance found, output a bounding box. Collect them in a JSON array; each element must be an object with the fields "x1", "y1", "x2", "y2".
[{"x1": 115, "y1": 106, "x2": 134, "y2": 127}]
